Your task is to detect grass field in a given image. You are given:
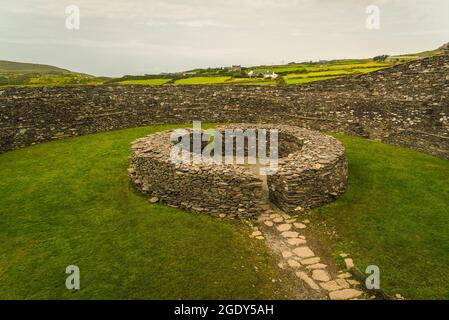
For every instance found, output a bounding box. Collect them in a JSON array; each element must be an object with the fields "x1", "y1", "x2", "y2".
[
  {"x1": 283, "y1": 76, "x2": 337, "y2": 85},
  {"x1": 117, "y1": 79, "x2": 172, "y2": 85},
  {"x1": 1, "y1": 126, "x2": 448, "y2": 299},
  {"x1": 174, "y1": 76, "x2": 232, "y2": 84},
  {"x1": 282, "y1": 66, "x2": 386, "y2": 84},
  {"x1": 0, "y1": 124, "x2": 283, "y2": 299},
  {"x1": 1, "y1": 46, "x2": 443, "y2": 87},
  {"x1": 310, "y1": 135, "x2": 449, "y2": 300}
]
